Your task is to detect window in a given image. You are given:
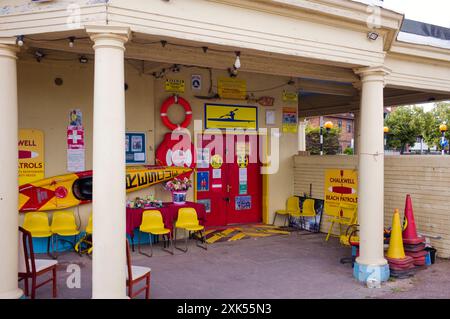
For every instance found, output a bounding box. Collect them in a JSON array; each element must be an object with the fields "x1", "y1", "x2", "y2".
[
  {"x1": 347, "y1": 122, "x2": 352, "y2": 133},
  {"x1": 338, "y1": 120, "x2": 342, "y2": 129}
]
